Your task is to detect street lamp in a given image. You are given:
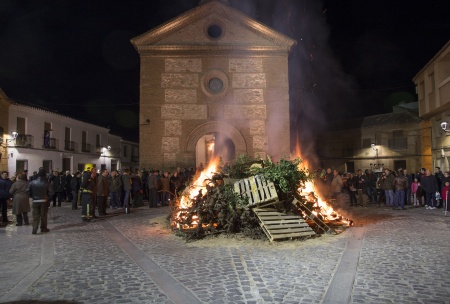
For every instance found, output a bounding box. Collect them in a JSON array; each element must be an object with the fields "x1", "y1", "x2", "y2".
[
  {"x1": 441, "y1": 121, "x2": 450, "y2": 133},
  {"x1": 1, "y1": 131, "x2": 18, "y2": 145}
]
